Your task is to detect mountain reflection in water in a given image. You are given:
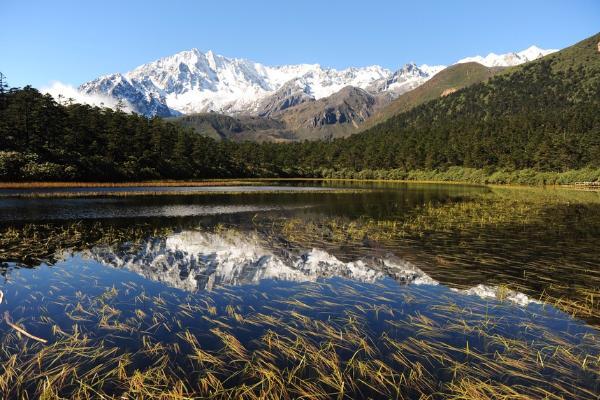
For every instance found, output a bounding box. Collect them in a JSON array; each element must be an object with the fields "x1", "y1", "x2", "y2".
[
  {"x1": 88, "y1": 229, "x2": 540, "y2": 306},
  {"x1": 0, "y1": 183, "x2": 598, "y2": 399}
]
